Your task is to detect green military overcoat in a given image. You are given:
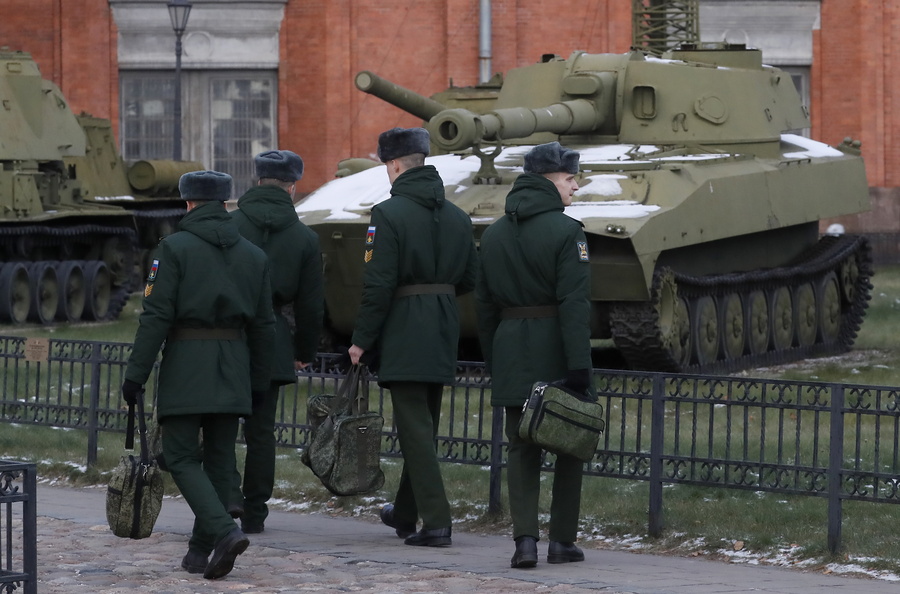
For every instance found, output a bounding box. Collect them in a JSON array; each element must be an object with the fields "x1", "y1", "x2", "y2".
[
  {"x1": 125, "y1": 201, "x2": 275, "y2": 420},
  {"x1": 475, "y1": 173, "x2": 592, "y2": 407},
  {"x1": 351, "y1": 165, "x2": 478, "y2": 383},
  {"x1": 232, "y1": 185, "x2": 324, "y2": 384}
]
